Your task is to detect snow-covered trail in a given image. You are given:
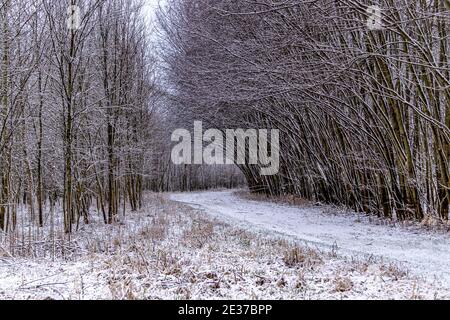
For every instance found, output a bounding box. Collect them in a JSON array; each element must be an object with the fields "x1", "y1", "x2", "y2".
[{"x1": 170, "y1": 190, "x2": 450, "y2": 288}]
